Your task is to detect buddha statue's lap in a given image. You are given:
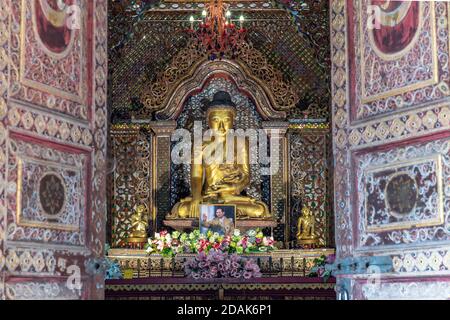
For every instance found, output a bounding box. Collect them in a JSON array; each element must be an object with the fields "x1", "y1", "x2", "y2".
[
  {"x1": 168, "y1": 91, "x2": 273, "y2": 221},
  {"x1": 172, "y1": 195, "x2": 270, "y2": 219}
]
